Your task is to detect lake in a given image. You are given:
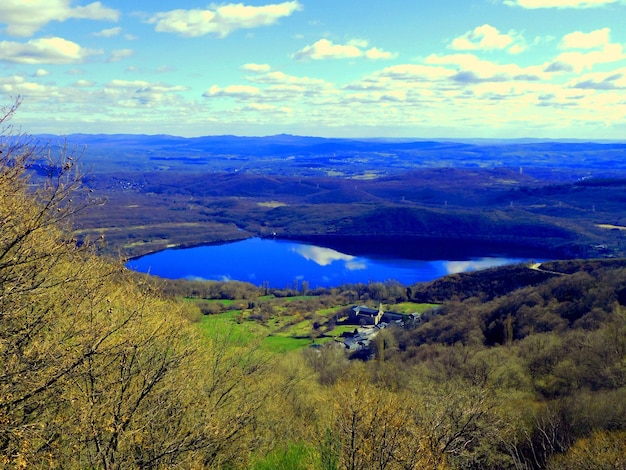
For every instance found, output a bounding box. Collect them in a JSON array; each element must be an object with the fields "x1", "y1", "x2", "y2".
[{"x1": 126, "y1": 237, "x2": 545, "y2": 288}]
